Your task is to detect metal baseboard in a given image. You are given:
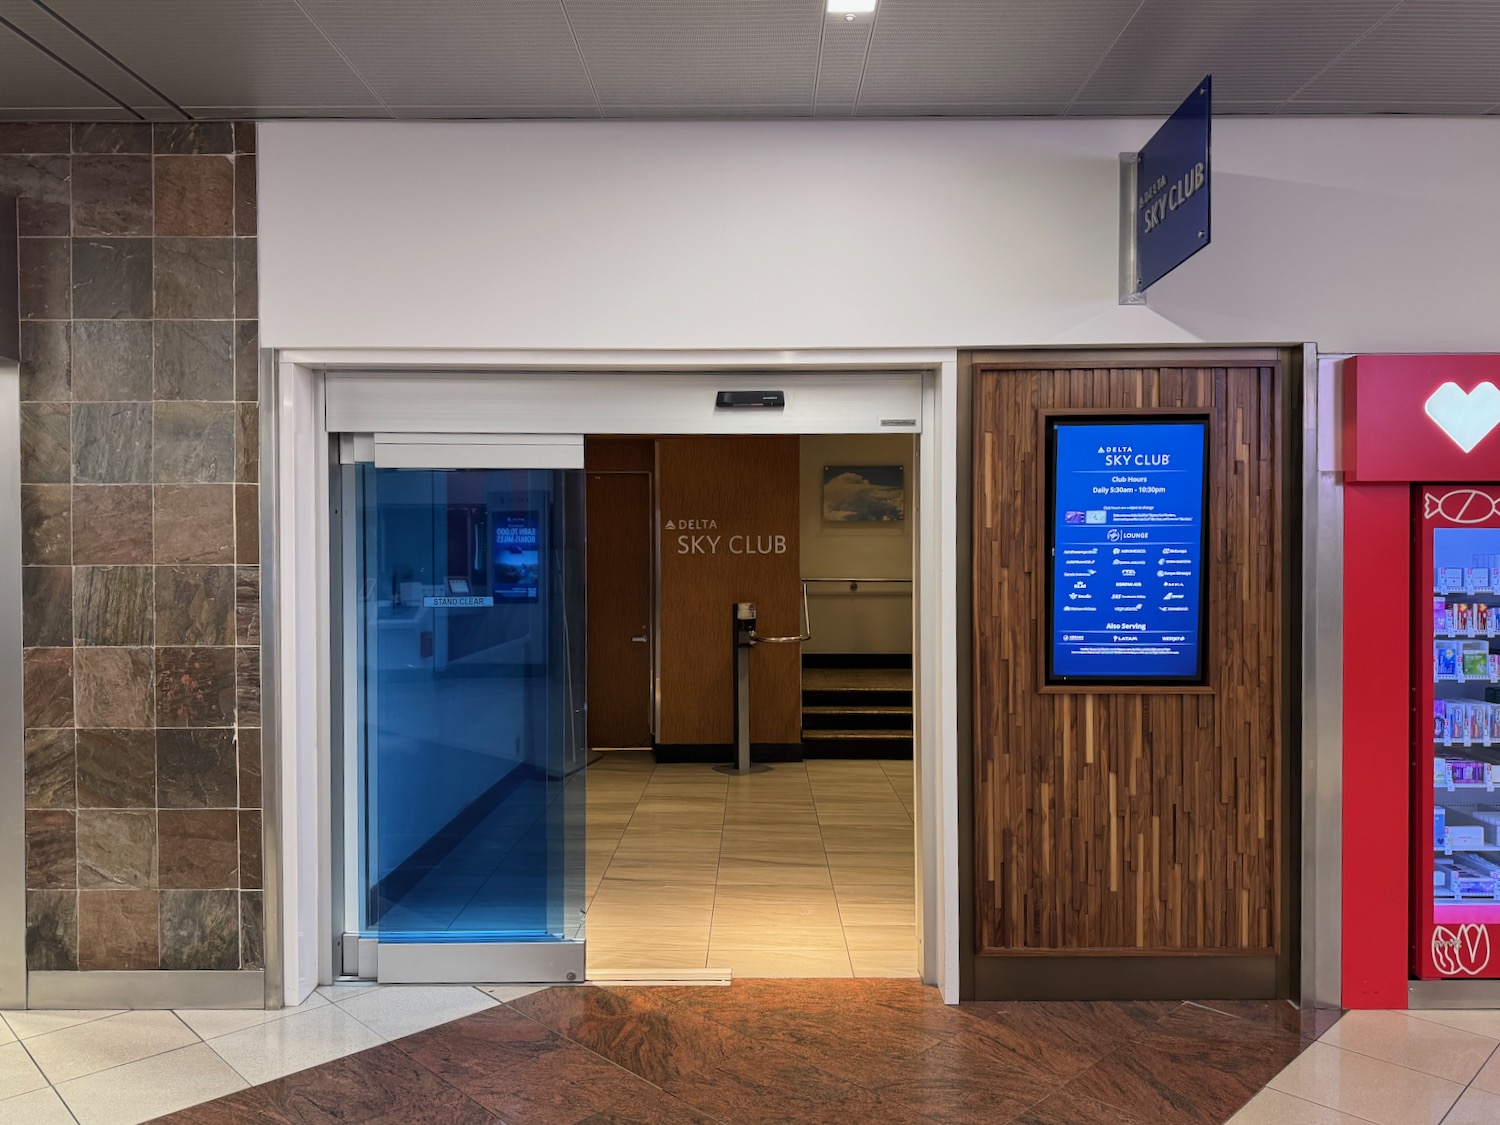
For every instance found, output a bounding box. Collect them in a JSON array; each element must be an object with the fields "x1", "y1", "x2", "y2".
[
  {"x1": 972, "y1": 955, "x2": 1278, "y2": 1001},
  {"x1": 1408, "y1": 979, "x2": 1500, "y2": 1009},
  {"x1": 27, "y1": 971, "x2": 266, "y2": 1010},
  {"x1": 376, "y1": 941, "x2": 585, "y2": 984}
]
